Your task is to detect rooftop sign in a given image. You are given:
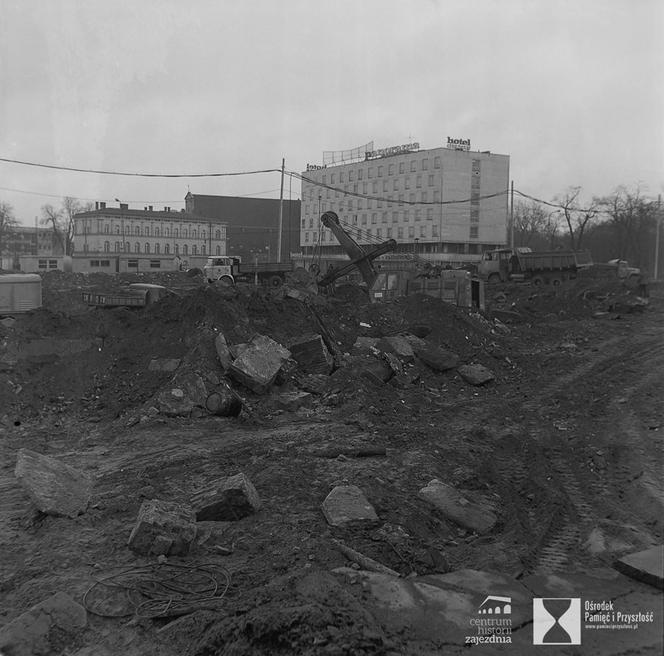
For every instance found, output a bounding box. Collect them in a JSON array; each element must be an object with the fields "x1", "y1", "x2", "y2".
[
  {"x1": 365, "y1": 142, "x2": 419, "y2": 160},
  {"x1": 447, "y1": 136, "x2": 471, "y2": 151}
]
